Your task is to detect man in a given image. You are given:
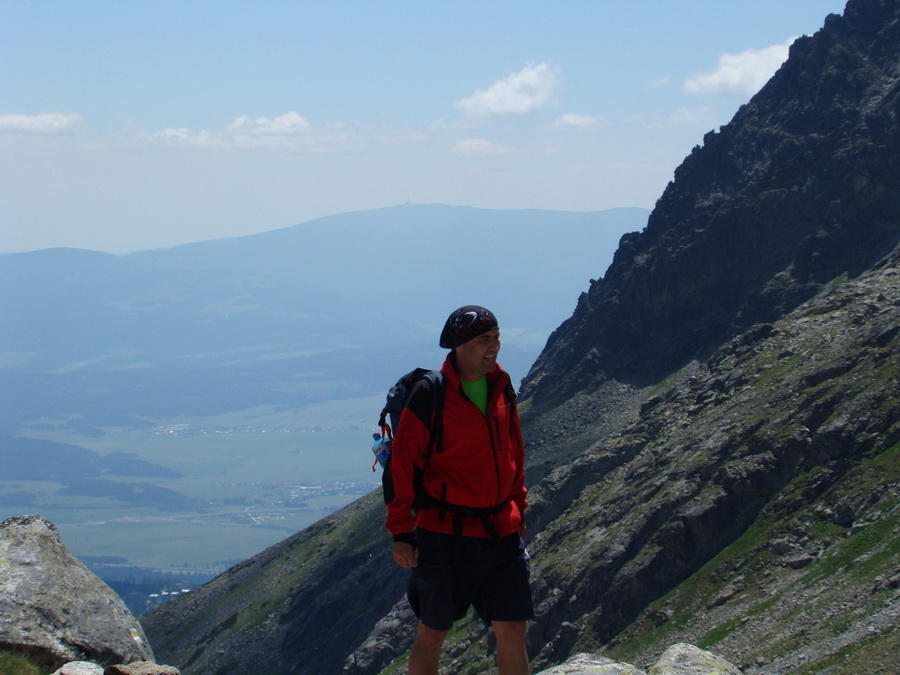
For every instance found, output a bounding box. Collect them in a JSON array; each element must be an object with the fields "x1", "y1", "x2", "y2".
[{"x1": 386, "y1": 305, "x2": 533, "y2": 675}]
